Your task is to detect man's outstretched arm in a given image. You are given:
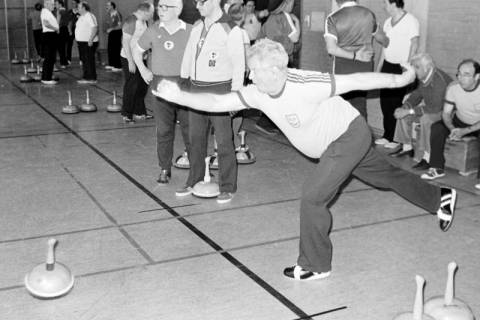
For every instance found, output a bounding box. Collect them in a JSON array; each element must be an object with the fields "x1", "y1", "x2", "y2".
[
  {"x1": 334, "y1": 64, "x2": 415, "y2": 96},
  {"x1": 152, "y1": 80, "x2": 247, "y2": 113}
]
